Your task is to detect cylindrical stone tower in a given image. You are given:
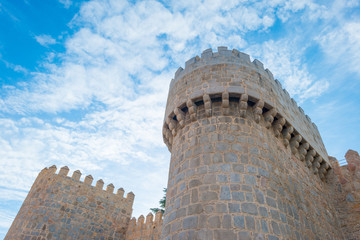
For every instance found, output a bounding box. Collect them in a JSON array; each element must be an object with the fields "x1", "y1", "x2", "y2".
[{"x1": 162, "y1": 47, "x2": 344, "y2": 239}]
